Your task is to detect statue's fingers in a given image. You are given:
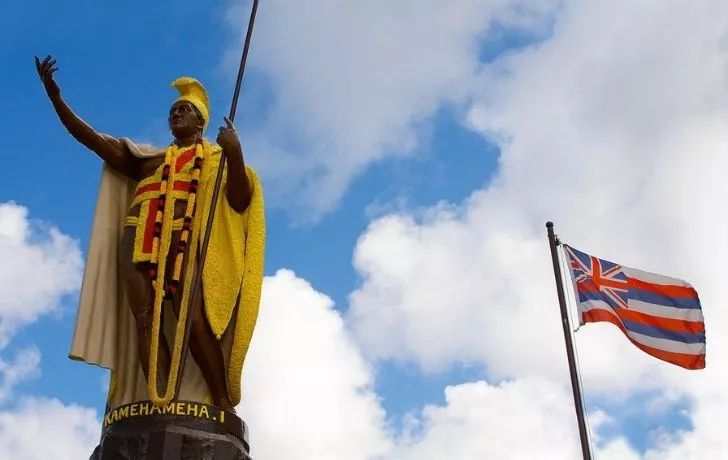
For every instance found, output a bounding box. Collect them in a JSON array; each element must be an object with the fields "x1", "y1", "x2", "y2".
[
  {"x1": 50, "y1": 66, "x2": 59, "y2": 75},
  {"x1": 42, "y1": 57, "x2": 54, "y2": 75},
  {"x1": 224, "y1": 117, "x2": 234, "y2": 129},
  {"x1": 34, "y1": 56, "x2": 41, "y2": 73}
]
